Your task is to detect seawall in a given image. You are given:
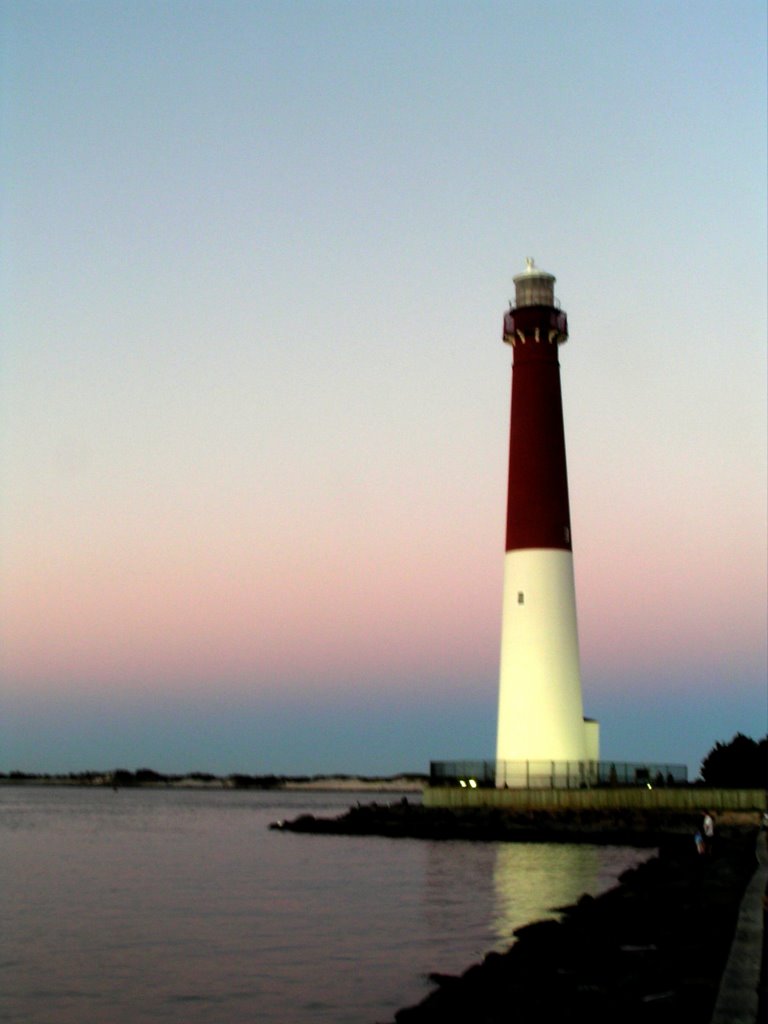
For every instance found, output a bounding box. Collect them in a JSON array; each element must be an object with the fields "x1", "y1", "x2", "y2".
[{"x1": 422, "y1": 785, "x2": 766, "y2": 814}]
